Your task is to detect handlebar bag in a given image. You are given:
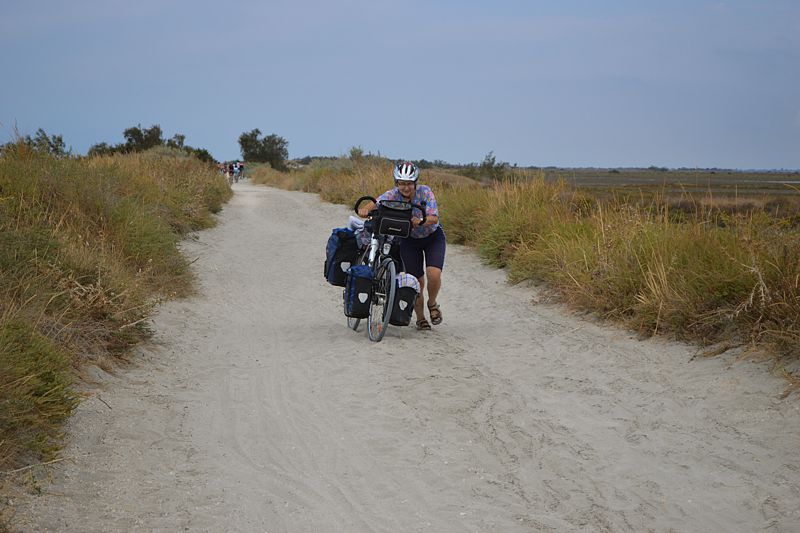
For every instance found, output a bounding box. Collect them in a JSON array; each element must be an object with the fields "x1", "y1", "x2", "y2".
[
  {"x1": 390, "y1": 273, "x2": 420, "y2": 326},
  {"x1": 325, "y1": 228, "x2": 359, "y2": 286},
  {"x1": 377, "y1": 201, "x2": 413, "y2": 239},
  {"x1": 344, "y1": 265, "x2": 373, "y2": 318}
]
